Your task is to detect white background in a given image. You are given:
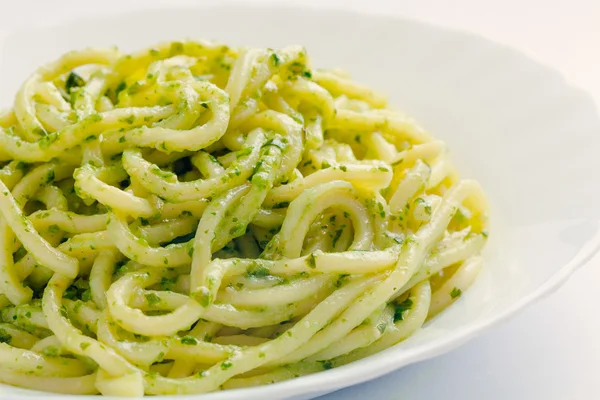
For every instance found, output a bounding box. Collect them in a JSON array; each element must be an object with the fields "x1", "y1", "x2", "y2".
[{"x1": 0, "y1": 1, "x2": 599, "y2": 399}]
